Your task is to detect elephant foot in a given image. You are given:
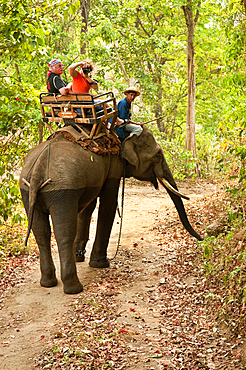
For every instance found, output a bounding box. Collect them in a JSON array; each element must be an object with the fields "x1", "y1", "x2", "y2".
[
  {"x1": 75, "y1": 249, "x2": 86, "y2": 262},
  {"x1": 63, "y1": 280, "x2": 83, "y2": 295},
  {"x1": 89, "y1": 257, "x2": 110, "y2": 268},
  {"x1": 40, "y1": 276, "x2": 58, "y2": 288}
]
